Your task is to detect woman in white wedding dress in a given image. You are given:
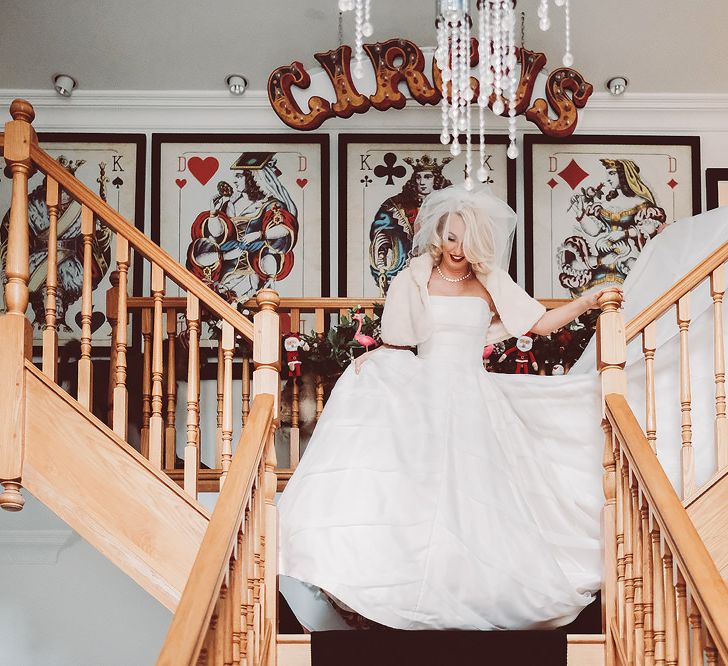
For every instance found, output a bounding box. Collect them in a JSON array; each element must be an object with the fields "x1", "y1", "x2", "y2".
[{"x1": 278, "y1": 185, "x2": 612, "y2": 631}]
